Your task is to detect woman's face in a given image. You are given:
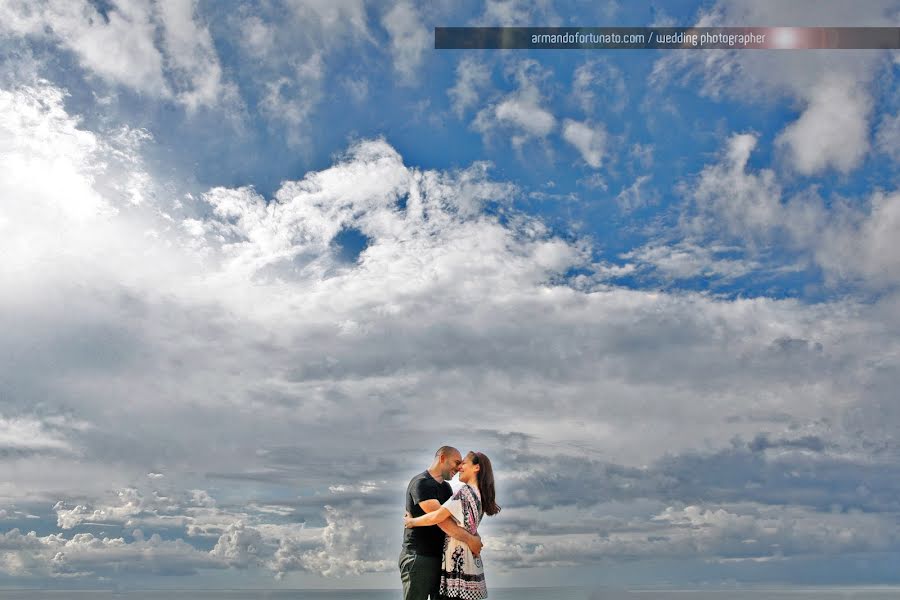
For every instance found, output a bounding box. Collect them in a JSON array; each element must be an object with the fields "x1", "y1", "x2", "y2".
[{"x1": 458, "y1": 456, "x2": 479, "y2": 483}]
